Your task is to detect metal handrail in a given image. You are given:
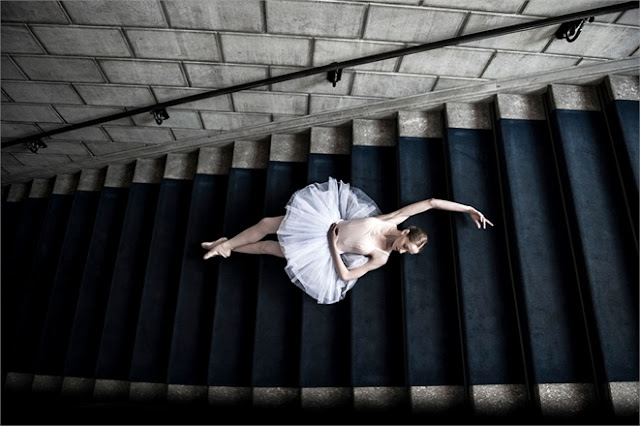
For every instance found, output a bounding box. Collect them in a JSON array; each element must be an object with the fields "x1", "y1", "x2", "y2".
[{"x1": 3, "y1": 1, "x2": 637, "y2": 149}]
